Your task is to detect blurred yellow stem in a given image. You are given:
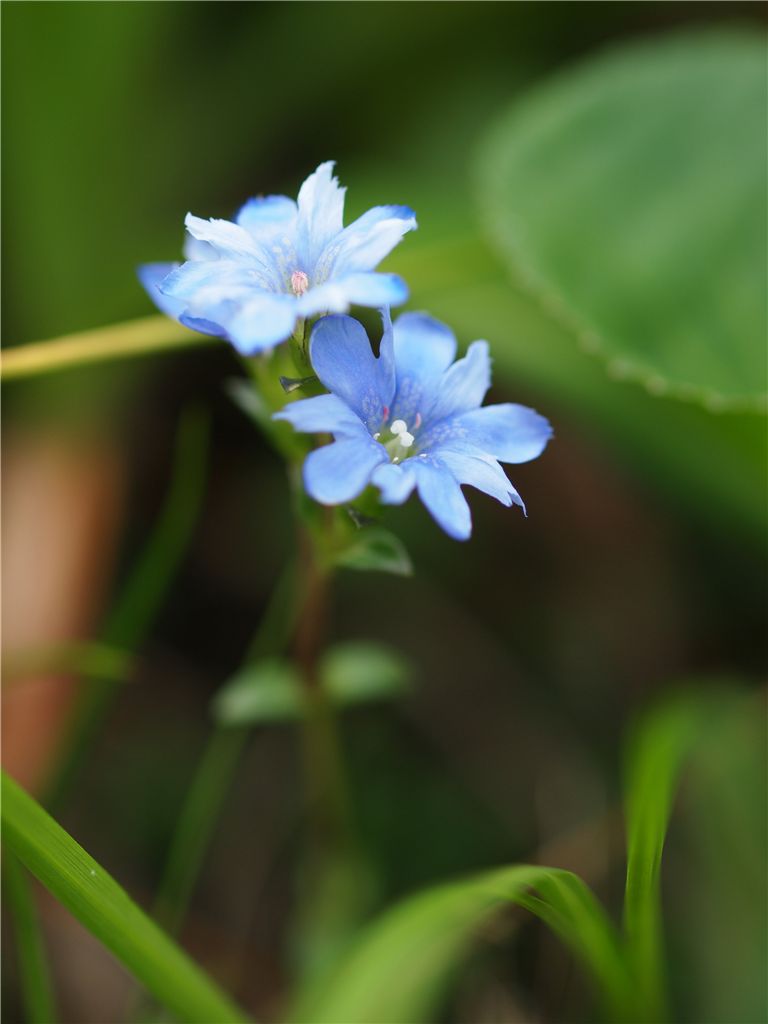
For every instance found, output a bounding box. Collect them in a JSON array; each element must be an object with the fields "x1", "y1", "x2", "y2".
[{"x1": 2, "y1": 316, "x2": 215, "y2": 380}]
